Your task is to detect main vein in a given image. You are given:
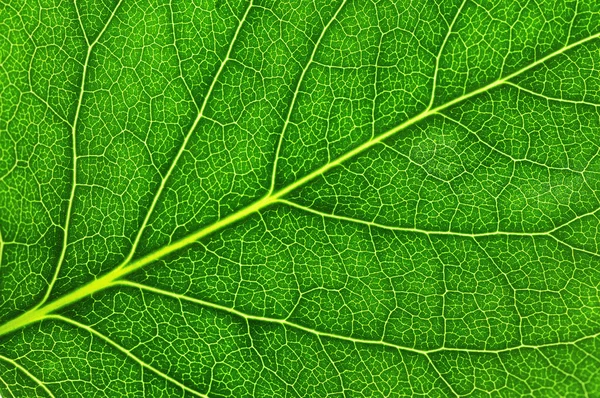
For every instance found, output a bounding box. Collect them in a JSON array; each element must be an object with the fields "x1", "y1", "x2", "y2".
[{"x1": 0, "y1": 29, "x2": 598, "y2": 339}]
